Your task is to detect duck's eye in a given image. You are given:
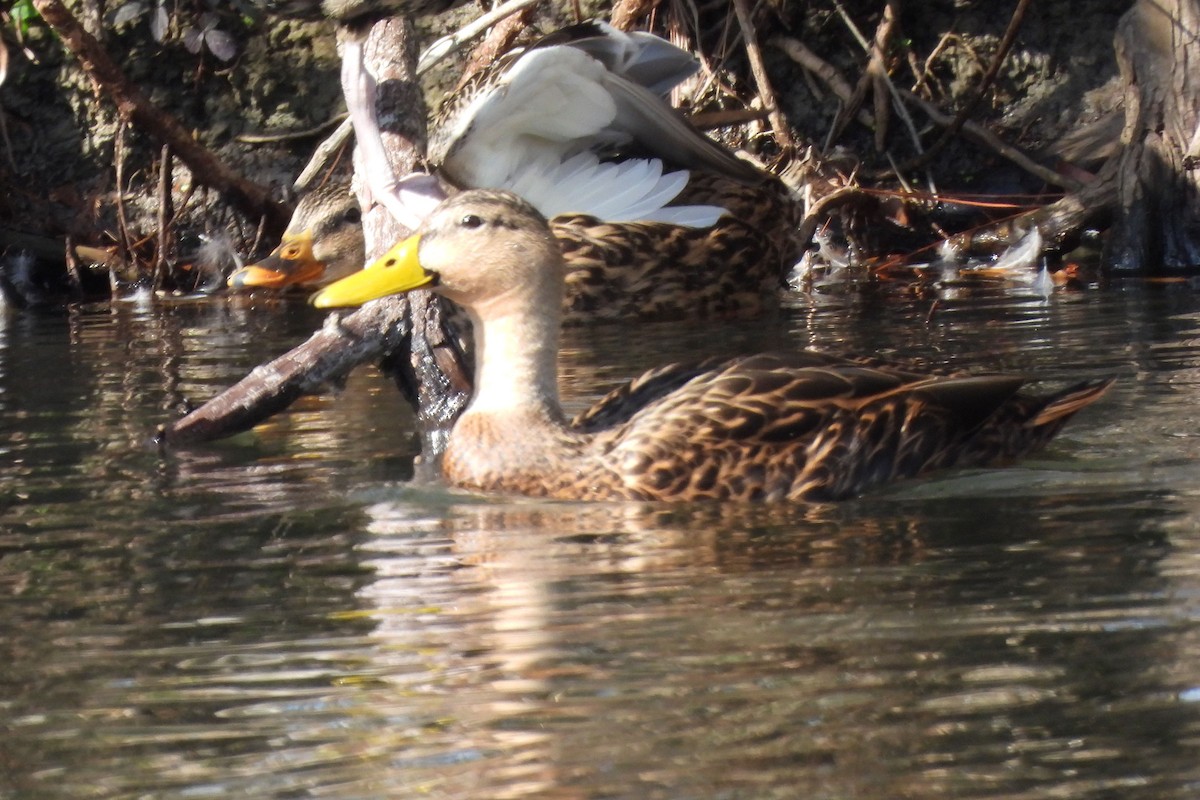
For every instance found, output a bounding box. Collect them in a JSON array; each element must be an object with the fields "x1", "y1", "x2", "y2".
[
  {"x1": 460, "y1": 214, "x2": 484, "y2": 229},
  {"x1": 343, "y1": 207, "x2": 361, "y2": 225}
]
